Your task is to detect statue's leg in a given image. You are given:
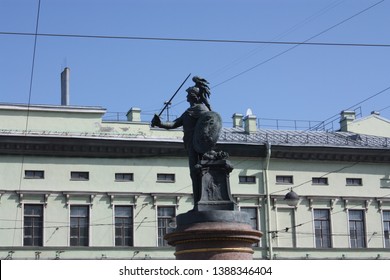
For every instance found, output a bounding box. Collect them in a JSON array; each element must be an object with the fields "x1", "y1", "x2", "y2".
[{"x1": 188, "y1": 148, "x2": 201, "y2": 204}]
